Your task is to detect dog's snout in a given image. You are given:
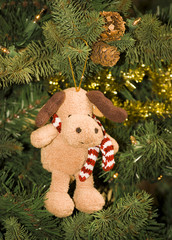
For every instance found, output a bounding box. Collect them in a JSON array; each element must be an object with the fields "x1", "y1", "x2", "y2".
[
  {"x1": 64, "y1": 114, "x2": 104, "y2": 147},
  {"x1": 76, "y1": 127, "x2": 82, "y2": 133},
  {"x1": 95, "y1": 128, "x2": 99, "y2": 134}
]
